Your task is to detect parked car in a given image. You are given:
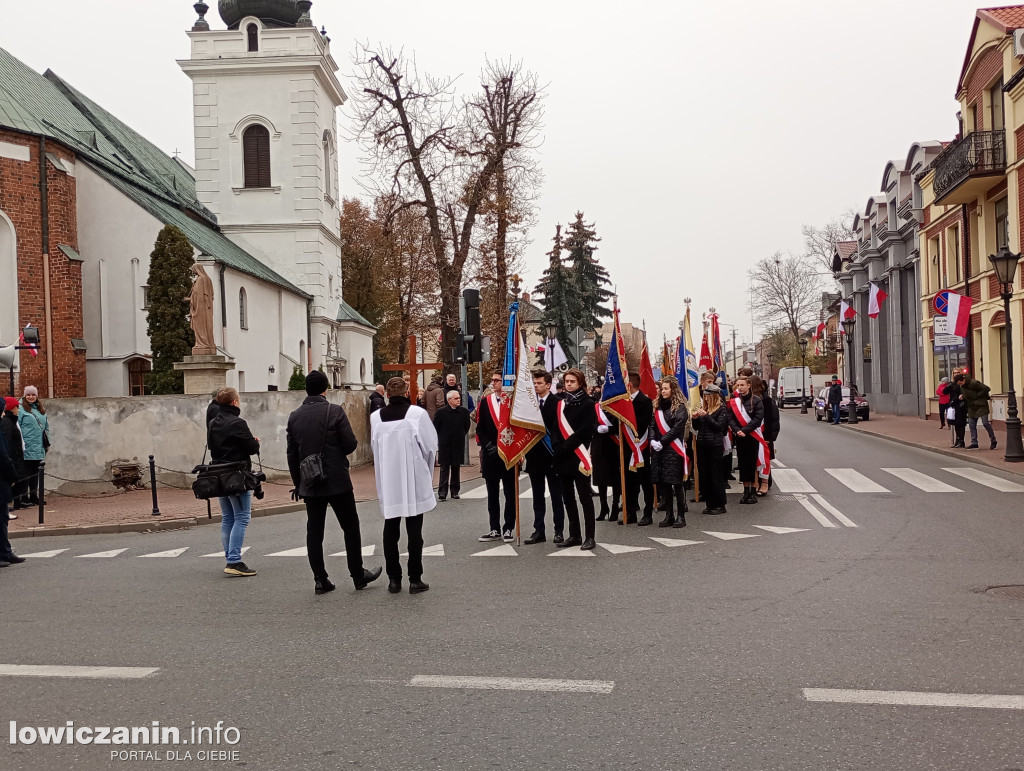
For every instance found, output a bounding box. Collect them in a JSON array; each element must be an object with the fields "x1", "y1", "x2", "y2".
[{"x1": 814, "y1": 386, "x2": 870, "y2": 422}]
